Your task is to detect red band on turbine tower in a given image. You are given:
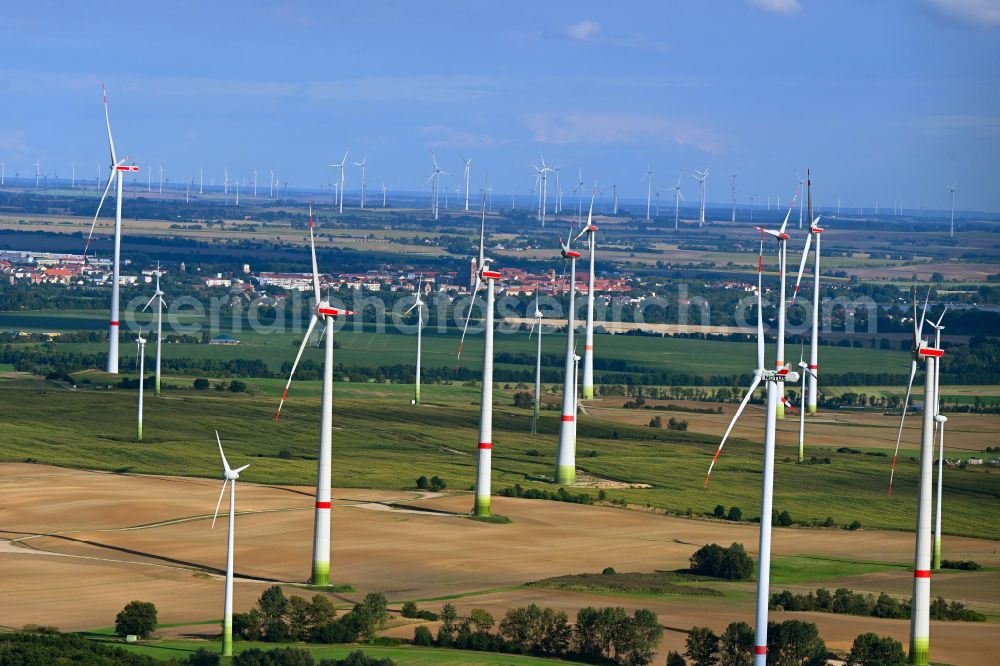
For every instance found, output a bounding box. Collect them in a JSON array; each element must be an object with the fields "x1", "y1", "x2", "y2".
[
  {"x1": 561, "y1": 415, "x2": 575, "y2": 422},
  {"x1": 754, "y1": 646, "x2": 767, "y2": 655},
  {"x1": 110, "y1": 321, "x2": 119, "y2": 326},
  {"x1": 315, "y1": 501, "x2": 331, "y2": 509},
  {"x1": 914, "y1": 570, "x2": 931, "y2": 578},
  {"x1": 808, "y1": 364, "x2": 818, "y2": 369},
  {"x1": 478, "y1": 442, "x2": 492, "y2": 450}
]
